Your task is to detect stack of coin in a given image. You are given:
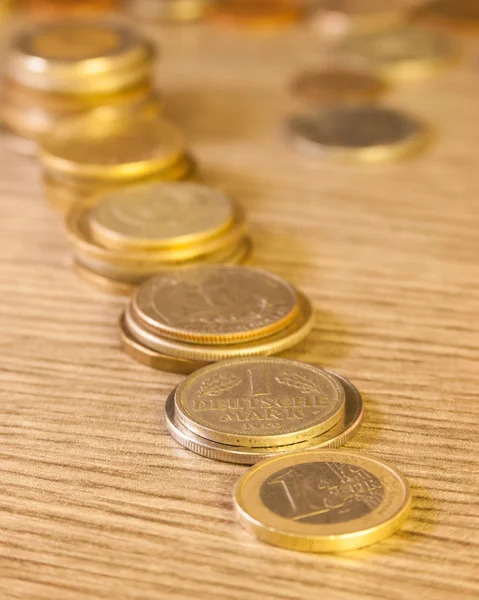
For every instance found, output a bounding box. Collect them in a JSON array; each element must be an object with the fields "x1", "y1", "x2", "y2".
[
  {"x1": 39, "y1": 110, "x2": 192, "y2": 213},
  {"x1": 1, "y1": 20, "x2": 158, "y2": 152},
  {"x1": 69, "y1": 183, "x2": 252, "y2": 294},
  {"x1": 24, "y1": 0, "x2": 119, "y2": 18},
  {"x1": 164, "y1": 357, "x2": 364, "y2": 463},
  {"x1": 120, "y1": 266, "x2": 312, "y2": 372},
  {"x1": 125, "y1": 0, "x2": 212, "y2": 22}
]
